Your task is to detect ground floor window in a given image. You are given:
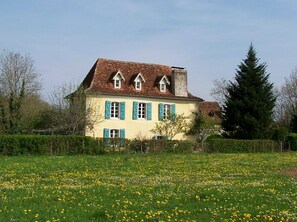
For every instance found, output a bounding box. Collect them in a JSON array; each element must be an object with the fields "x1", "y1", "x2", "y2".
[{"x1": 110, "y1": 129, "x2": 120, "y2": 138}]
